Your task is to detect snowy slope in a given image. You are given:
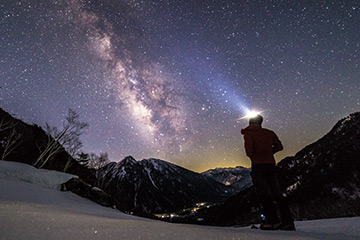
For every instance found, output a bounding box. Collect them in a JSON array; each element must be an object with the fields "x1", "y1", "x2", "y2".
[
  {"x1": 1, "y1": 161, "x2": 360, "y2": 240},
  {"x1": 0, "y1": 160, "x2": 76, "y2": 190}
]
